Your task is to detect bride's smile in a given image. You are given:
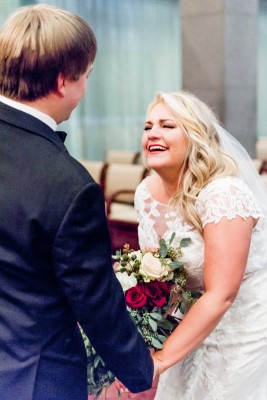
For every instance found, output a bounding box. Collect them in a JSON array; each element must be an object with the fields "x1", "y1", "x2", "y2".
[{"x1": 142, "y1": 102, "x2": 188, "y2": 181}]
